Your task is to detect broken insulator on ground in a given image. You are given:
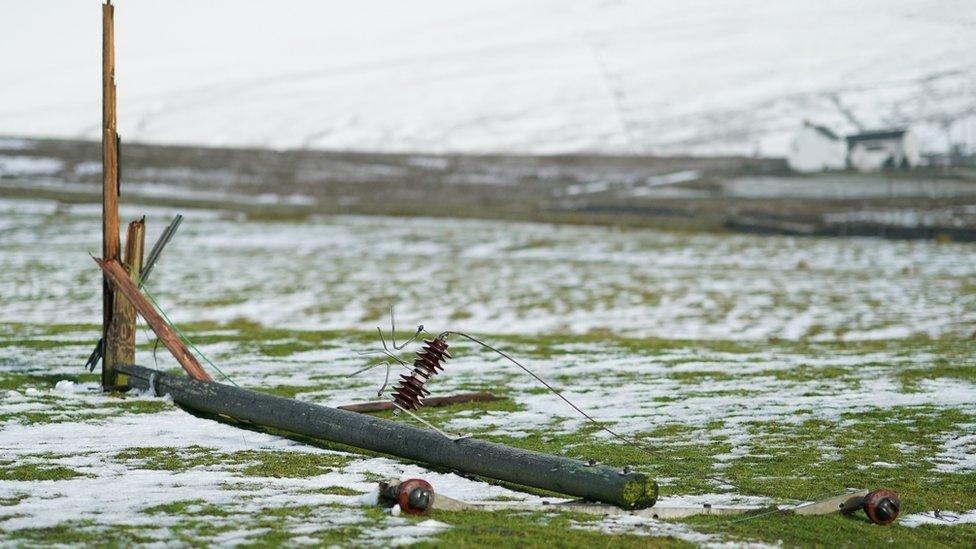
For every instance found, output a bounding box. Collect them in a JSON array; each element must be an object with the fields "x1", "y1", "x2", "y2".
[
  {"x1": 378, "y1": 478, "x2": 435, "y2": 515},
  {"x1": 860, "y1": 489, "x2": 901, "y2": 525},
  {"x1": 391, "y1": 337, "x2": 451, "y2": 410}
]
